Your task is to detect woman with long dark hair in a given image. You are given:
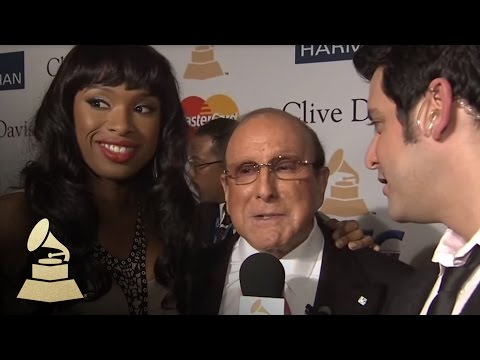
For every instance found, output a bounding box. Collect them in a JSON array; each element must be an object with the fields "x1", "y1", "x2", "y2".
[{"x1": 0, "y1": 45, "x2": 197, "y2": 314}]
